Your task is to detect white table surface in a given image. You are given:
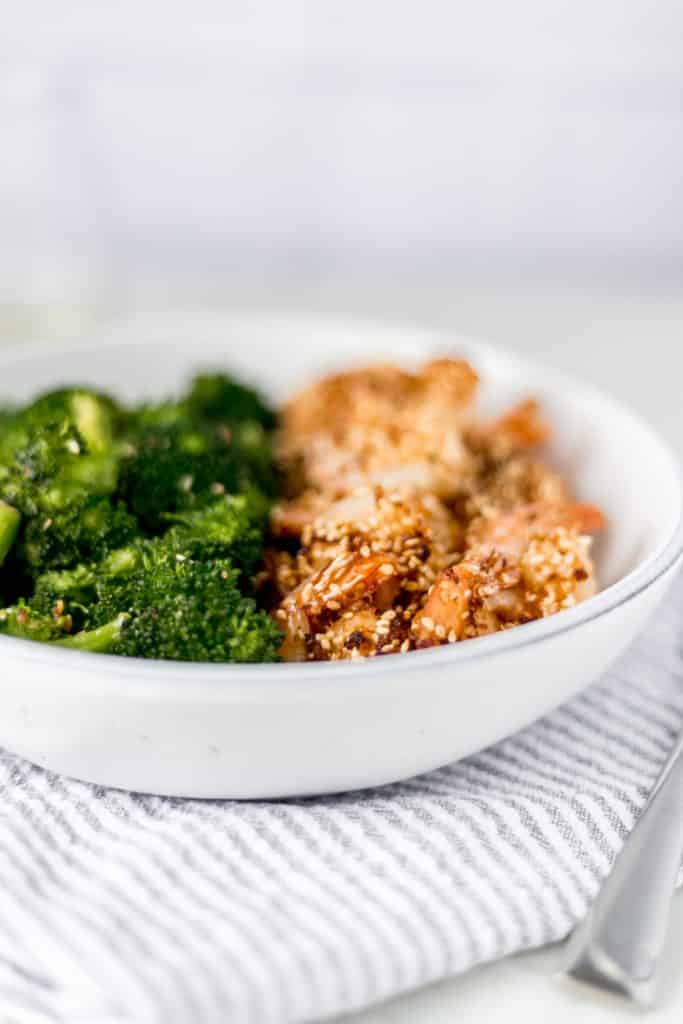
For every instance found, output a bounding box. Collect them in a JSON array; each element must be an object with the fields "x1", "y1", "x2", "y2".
[{"x1": 2, "y1": 277, "x2": 682, "y2": 1022}]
